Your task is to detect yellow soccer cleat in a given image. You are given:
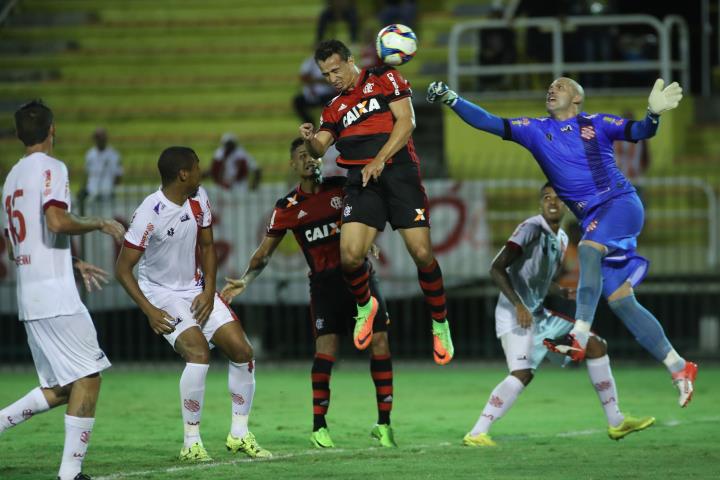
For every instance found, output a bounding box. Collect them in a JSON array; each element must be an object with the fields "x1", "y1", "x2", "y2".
[
  {"x1": 463, "y1": 432, "x2": 496, "y2": 447},
  {"x1": 310, "y1": 427, "x2": 335, "y2": 448},
  {"x1": 179, "y1": 442, "x2": 213, "y2": 462},
  {"x1": 370, "y1": 424, "x2": 398, "y2": 448},
  {"x1": 607, "y1": 416, "x2": 656, "y2": 441},
  {"x1": 226, "y1": 432, "x2": 272, "y2": 458}
]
